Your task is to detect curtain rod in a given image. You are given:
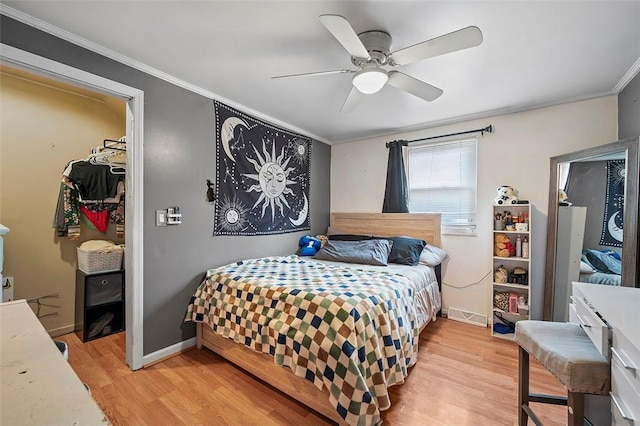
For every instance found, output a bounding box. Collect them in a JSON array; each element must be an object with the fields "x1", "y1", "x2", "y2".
[{"x1": 386, "y1": 125, "x2": 493, "y2": 147}]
